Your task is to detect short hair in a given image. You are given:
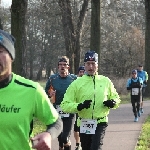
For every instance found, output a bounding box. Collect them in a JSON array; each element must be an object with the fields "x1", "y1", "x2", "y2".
[
  {"x1": 58, "y1": 56, "x2": 69, "y2": 65},
  {"x1": 138, "y1": 64, "x2": 143, "y2": 67}
]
